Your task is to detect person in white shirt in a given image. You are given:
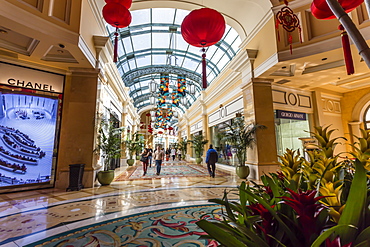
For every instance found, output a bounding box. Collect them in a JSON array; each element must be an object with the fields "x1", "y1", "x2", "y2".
[
  {"x1": 170, "y1": 148, "x2": 176, "y2": 161},
  {"x1": 153, "y1": 146, "x2": 165, "y2": 175},
  {"x1": 177, "y1": 149, "x2": 182, "y2": 161}
]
